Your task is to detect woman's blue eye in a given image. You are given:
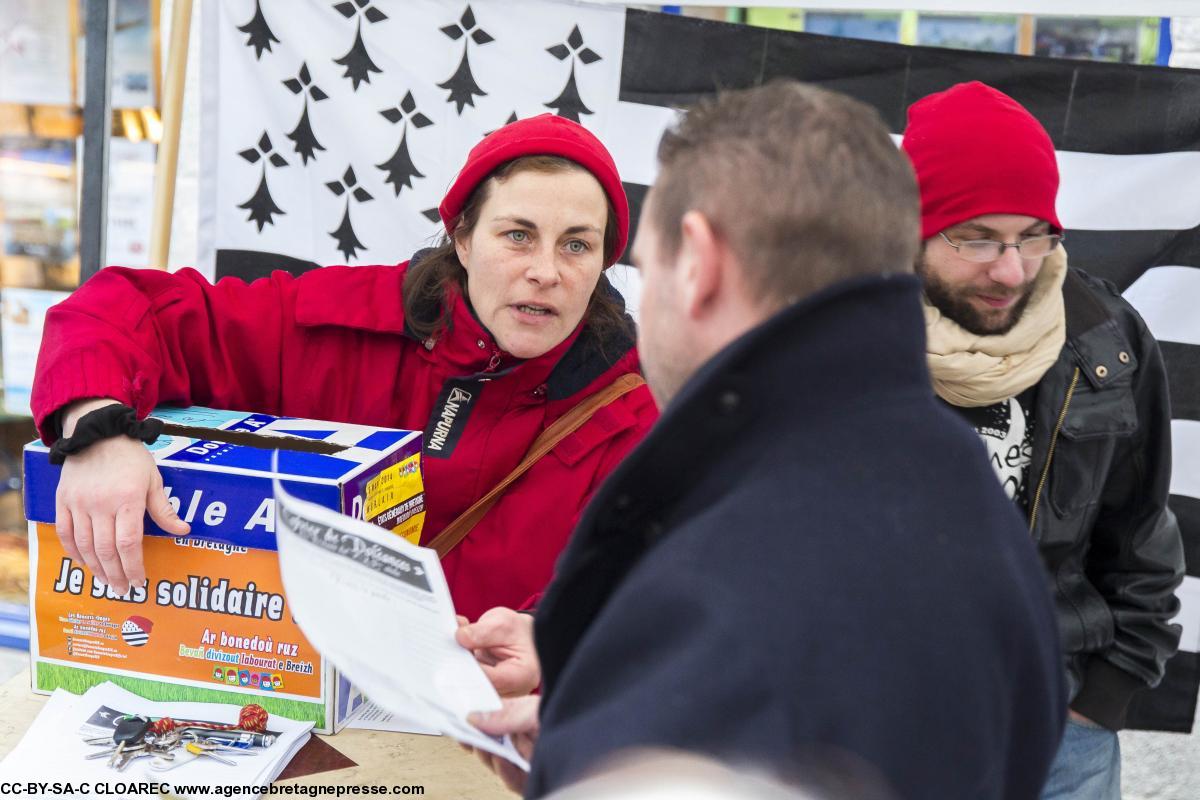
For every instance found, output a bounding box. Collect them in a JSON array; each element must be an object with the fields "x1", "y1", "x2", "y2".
[
  {"x1": 566, "y1": 240, "x2": 589, "y2": 254},
  {"x1": 507, "y1": 230, "x2": 529, "y2": 243}
]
